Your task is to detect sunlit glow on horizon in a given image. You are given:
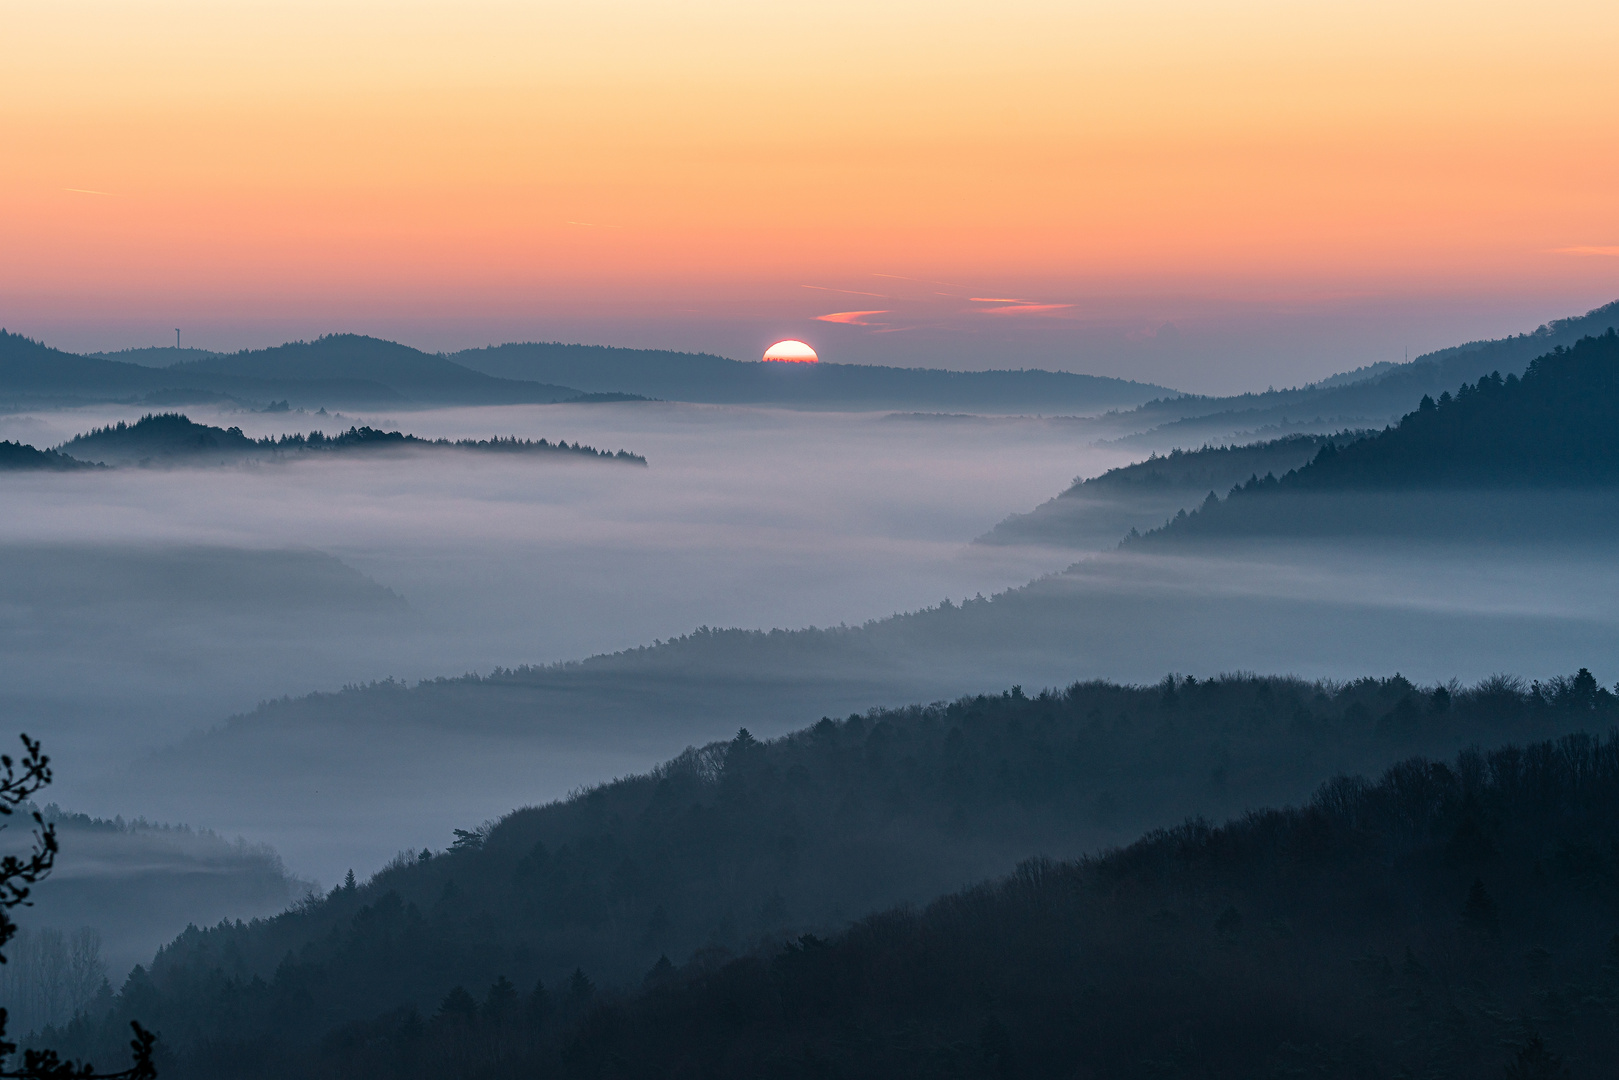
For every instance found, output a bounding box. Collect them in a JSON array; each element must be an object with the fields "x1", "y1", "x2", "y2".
[
  {"x1": 3, "y1": 0, "x2": 1618, "y2": 385},
  {"x1": 763, "y1": 340, "x2": 819, "y2": 363}
]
